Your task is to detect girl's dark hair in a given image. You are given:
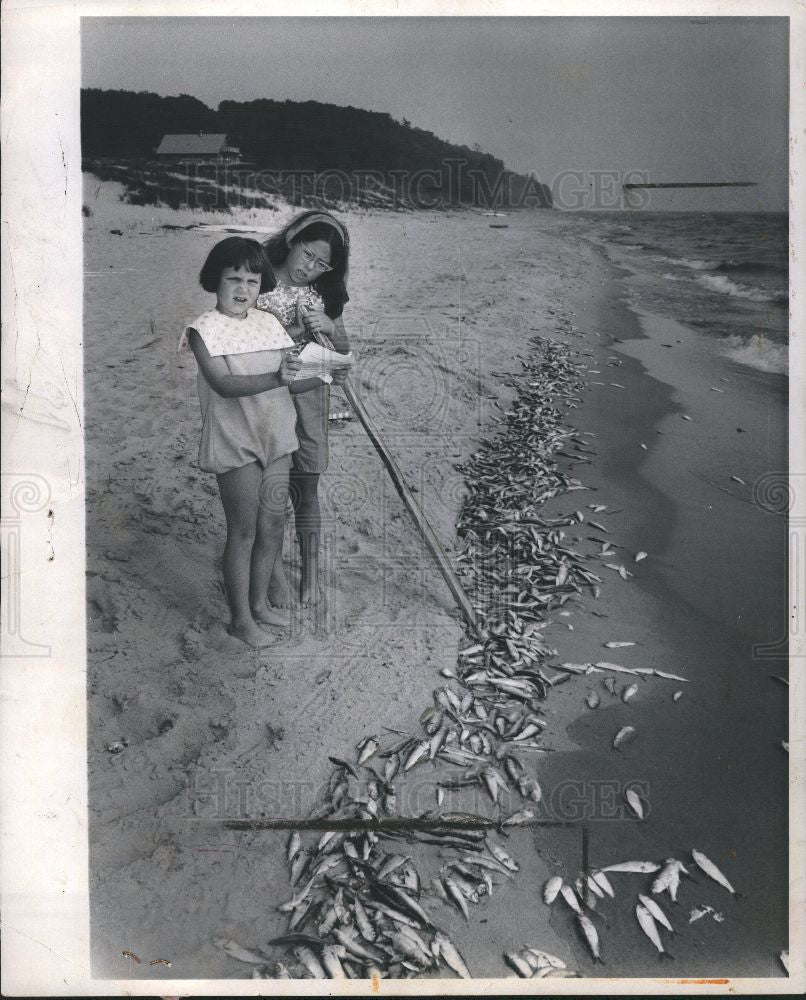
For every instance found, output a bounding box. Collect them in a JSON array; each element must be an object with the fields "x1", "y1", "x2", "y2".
[
  {"x1": 199, "y1": 237, "x2": 275, "y2": 294},
  {"x1": 262, "y1": 211, "x2": 350, "y2": 318}
]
